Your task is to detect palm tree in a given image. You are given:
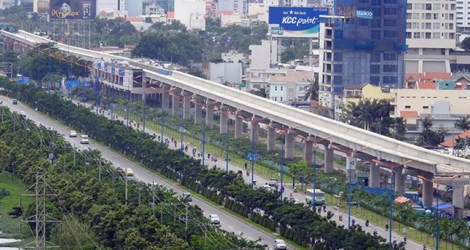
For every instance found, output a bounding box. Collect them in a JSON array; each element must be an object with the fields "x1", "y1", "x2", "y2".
[
  {"x1": 455, "y1": 116, "x2": 470, "y2": 132},
  {"x1": 343, "y1": 98, "x2": 390, "y2": 132},
  {"x1": 303, "y1": 76, "x2": 319, "y2": 101}
]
